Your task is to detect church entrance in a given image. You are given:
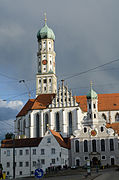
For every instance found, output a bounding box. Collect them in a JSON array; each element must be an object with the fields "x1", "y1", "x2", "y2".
[
  {"x1": 111, "y1": 158, "x2": 115, "y2": 166},
  {"x1": 92, "y1": 157, "x2": 98, "y2": 166}
]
